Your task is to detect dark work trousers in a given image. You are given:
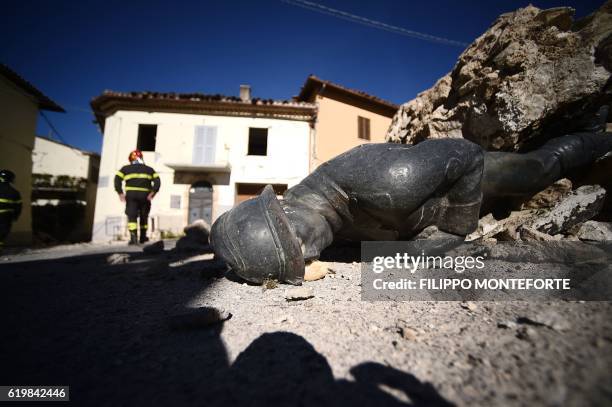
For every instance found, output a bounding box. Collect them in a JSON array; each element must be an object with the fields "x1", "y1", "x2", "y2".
[
  {"x1": 0, "y1": 214, "x2": 13, "y2": 247},
  {"x1": 125, "y1": 191, "x2": 151, "y2": 237}
]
